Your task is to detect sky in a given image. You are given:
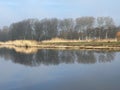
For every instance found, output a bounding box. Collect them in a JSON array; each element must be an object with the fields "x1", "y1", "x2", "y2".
[{"x1": 0, "y1": 0, "x2": 120, "y2": 27}]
